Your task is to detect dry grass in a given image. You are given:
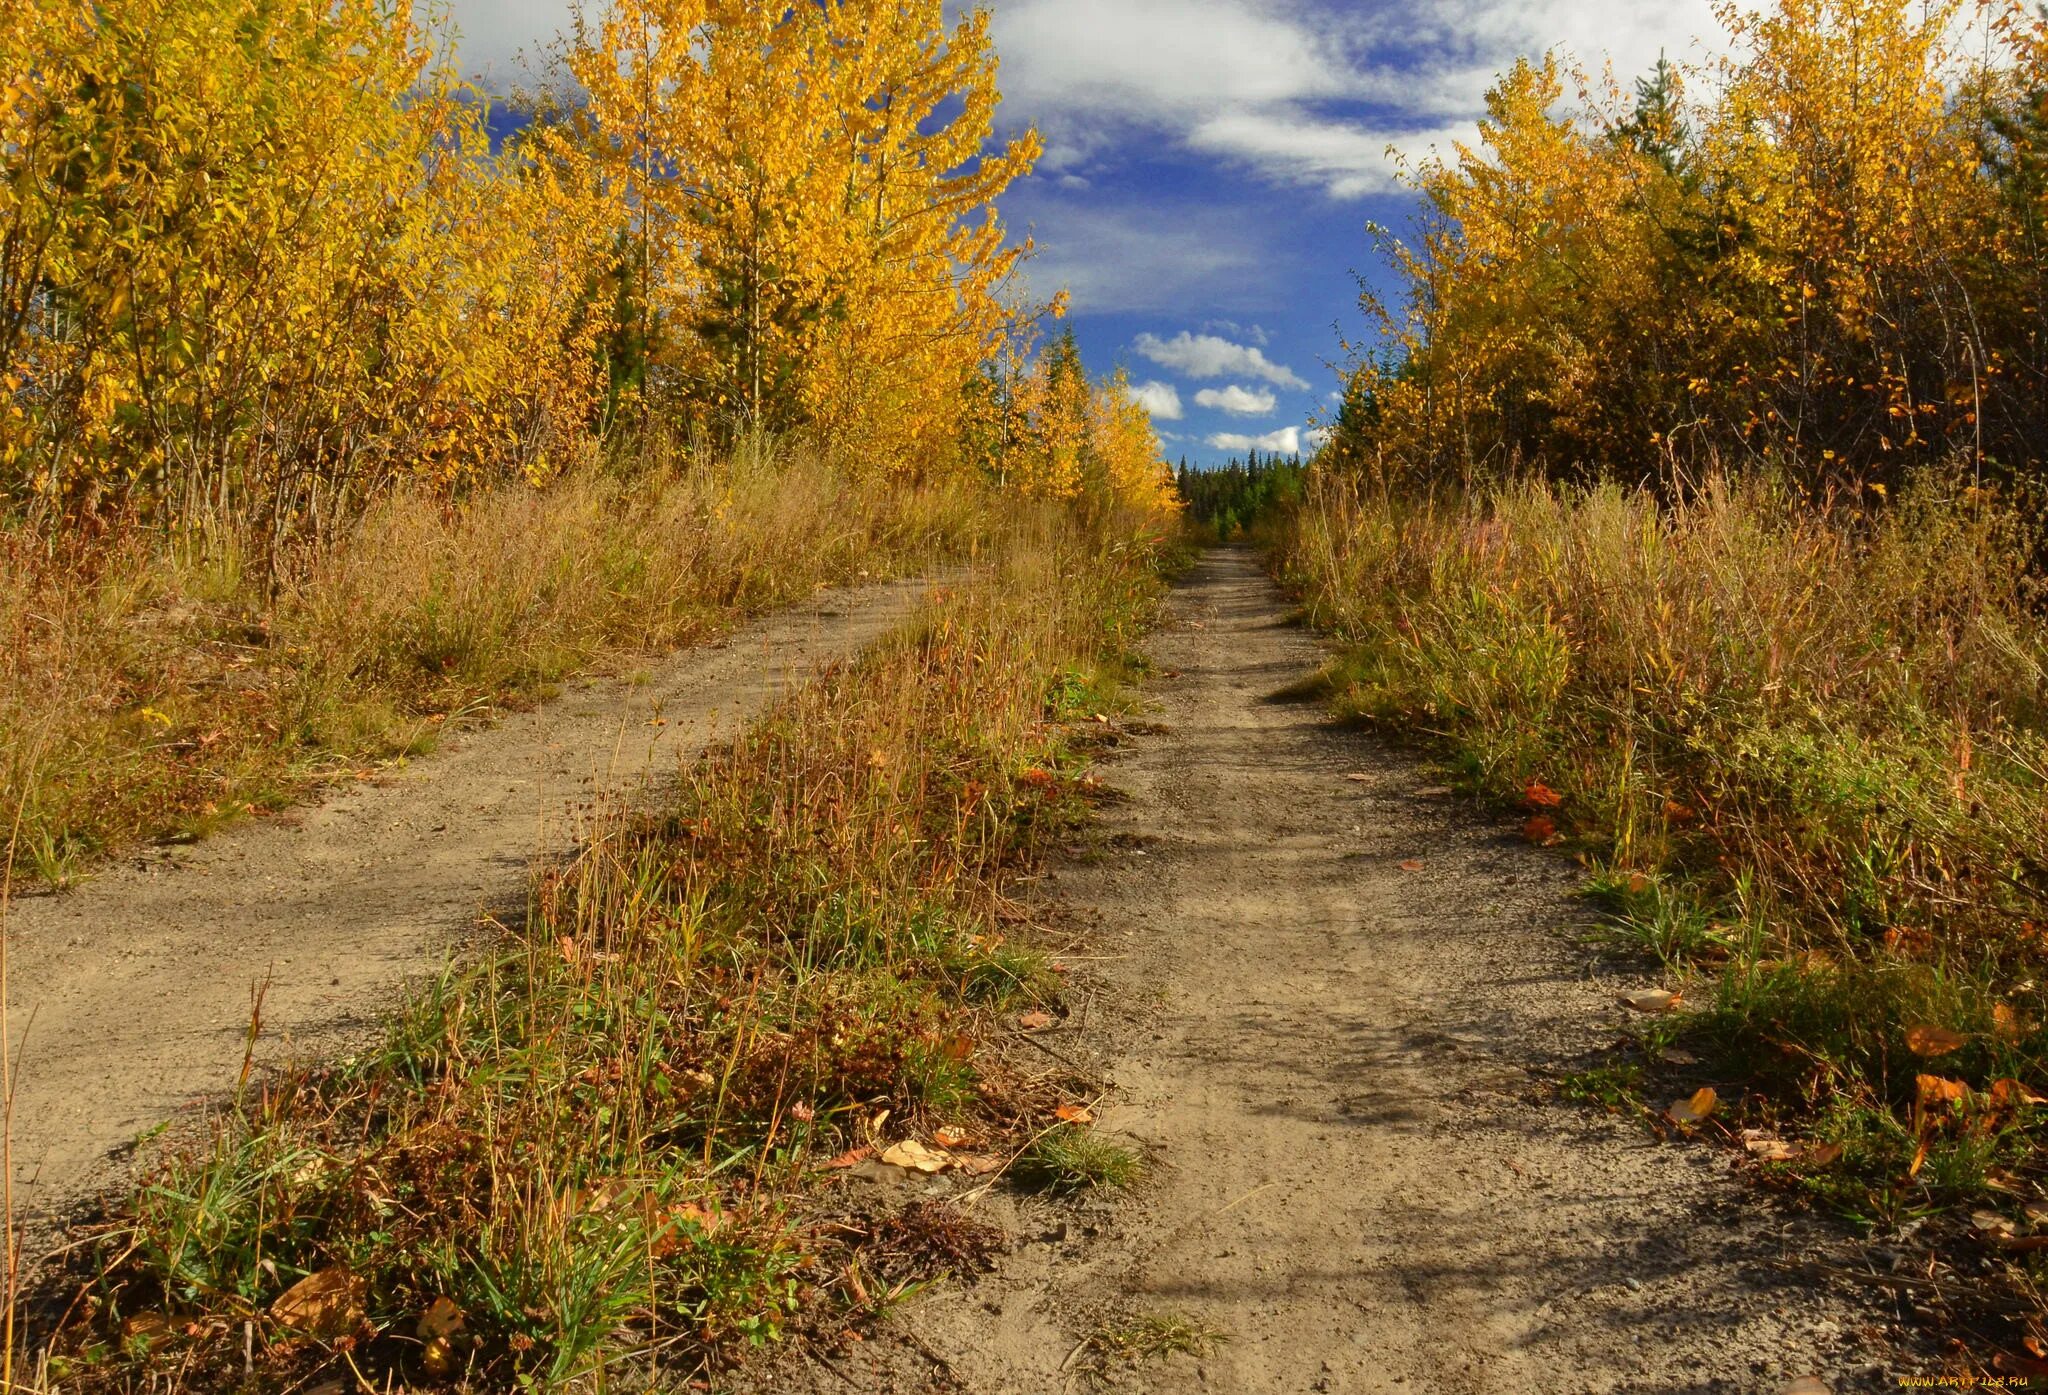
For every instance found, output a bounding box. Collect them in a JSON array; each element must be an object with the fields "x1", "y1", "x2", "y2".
[
  {"x1": 1283, "y1": 469, "x2": 2048, "y2": 1230},
  {"x1": 0, "y1": 444, "x2": 991, "y2": 886},
  {"x1": 34, "y1": 507, "x2": 1168, "y2": 1391}
]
